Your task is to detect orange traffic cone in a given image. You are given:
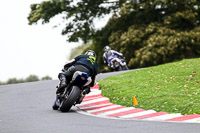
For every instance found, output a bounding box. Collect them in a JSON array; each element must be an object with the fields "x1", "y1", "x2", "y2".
[{"x1": 133, "y1": 96, "x2": 138, "y2": 106}]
